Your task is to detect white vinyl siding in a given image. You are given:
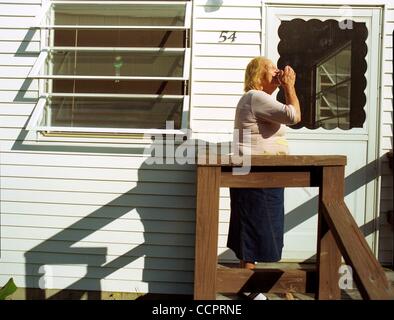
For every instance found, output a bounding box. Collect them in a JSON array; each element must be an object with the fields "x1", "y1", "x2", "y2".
[
  {"x1": 0, "y1": 0, "x2": 195, "y2": 295},
  {"x1": 378, "y1": 4, "x2": 393, "y2": 266},
  {"x1": 0, "y1": 0, "x2": 393, "y2": 297},
  {"x1": 191, "y1": 0, "x2": 261, "y2": 143},
  {"x1": 0, "y1": 155, "x2": 197, "y2": 294}
]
